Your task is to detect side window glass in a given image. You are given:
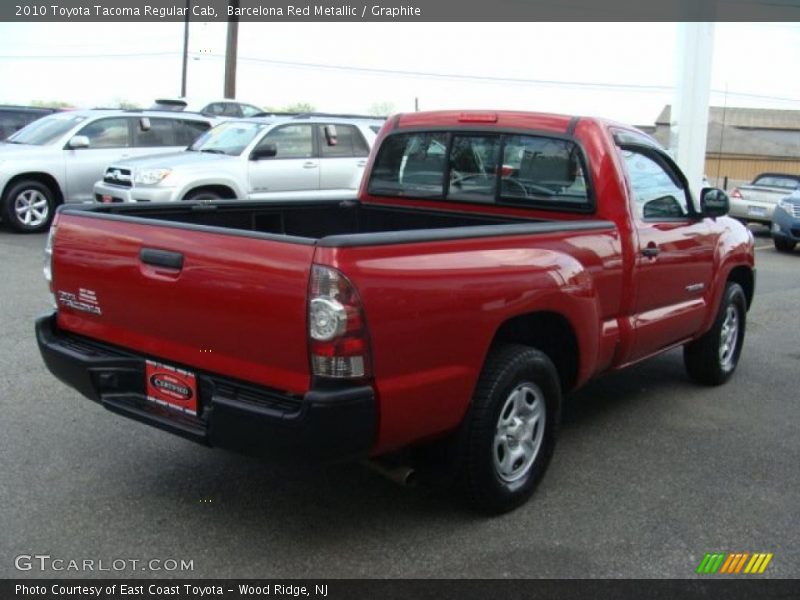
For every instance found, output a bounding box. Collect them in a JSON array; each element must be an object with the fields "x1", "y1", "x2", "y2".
[
  {"x1": 447, "y1": 135, "x2": 501, "y2": 202},
  {"x1": 258, "y1": 125, "x2": 314, "y2": 159},
  {"x1": 318, "y1": 124, "x2": 369, "y2": 158},
  {"x1": 175, "y1": 120, "x2": 211, "y2": 146},
  {"x1": 133, "y1": 118, "x2": 177, "y2": 147},
  {"x1": 240, "y1": 104, "x2": 262, "y2": 118},
  {"x1": 77, "y1": 118, "x2": 131, "y2": 149},
  {"x1": 622, "y1": 150, "x2": 689, "y2": 219},
  {"x1": 222, "y1": 103, "x2": 242, "y2": 118},
  {"x1": 203, "y1": 103, "x2": 225, "y2": 116},
  {"x1": 500, "y1": 136, "x2": 589, "y2": 207}
]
